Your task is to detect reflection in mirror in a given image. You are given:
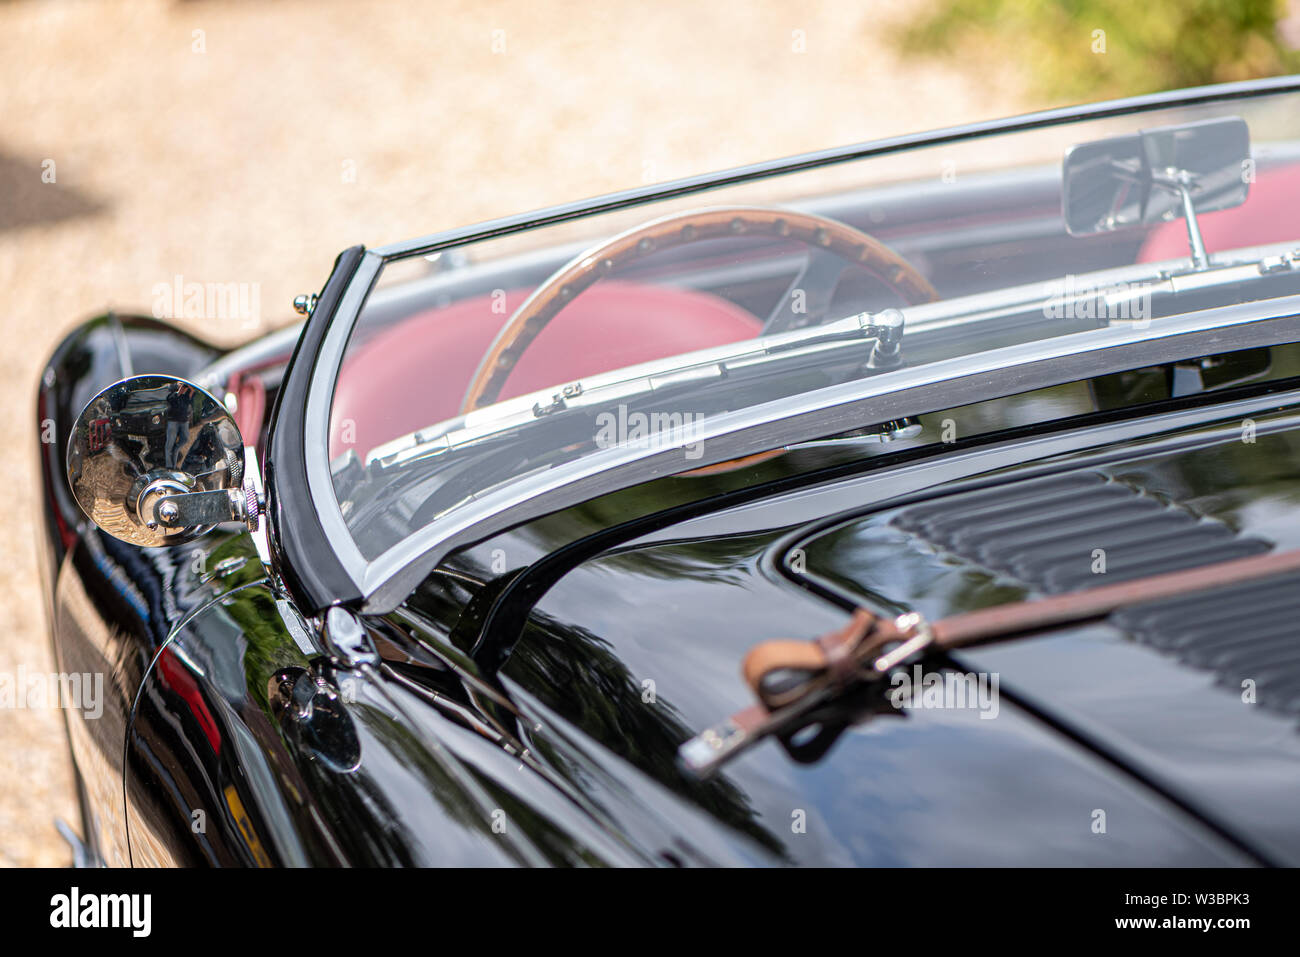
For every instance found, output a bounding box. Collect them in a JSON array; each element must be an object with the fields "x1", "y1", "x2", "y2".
[{"x1": 67, "y1": 375, "x2": 246, "y2": 546}]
